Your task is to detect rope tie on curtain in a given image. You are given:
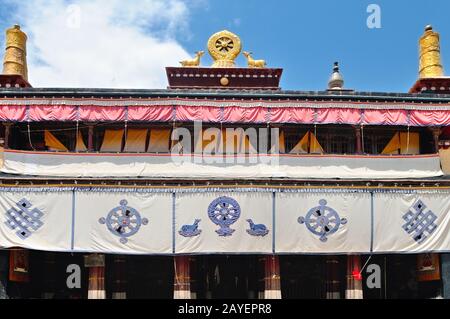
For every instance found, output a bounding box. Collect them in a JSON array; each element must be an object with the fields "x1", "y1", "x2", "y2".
[
  {"x1": 174, "y1": 258, "x2": 180, "y2": 286},
  {"x1": 75, "y1": 121, "x2": 79, "y2": 153},
  {"x1": 124, "y1": 120, "x2": 128, "y2": 148},
  {"x1": 361, "y1": 125, "x2": 365, "y2": 154},
  {"x1": 27, "y1": 123, "x2": 35, "y2": 151},
  {"x1": 313, "y1": 124, "x2": 318, "y2": 153},
  {"x1": 172, "y1": 120, "x2": 182, "y2": 154}
]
